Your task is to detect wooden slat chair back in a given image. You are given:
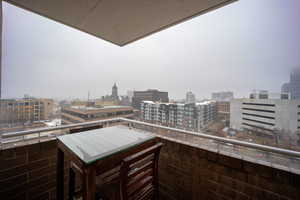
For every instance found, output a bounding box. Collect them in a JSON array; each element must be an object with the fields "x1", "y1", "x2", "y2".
[{"x1": 120, "y1": 143, "x2": 163, "y2": 200}]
